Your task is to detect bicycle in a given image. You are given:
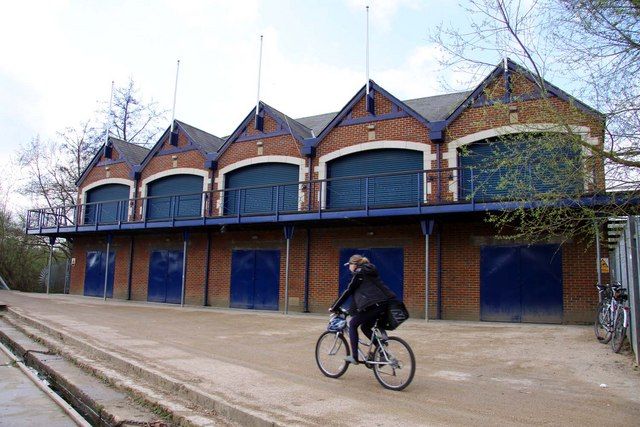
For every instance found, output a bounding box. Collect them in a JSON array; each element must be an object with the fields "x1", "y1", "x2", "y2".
[
  {"x1": 315, "y1": 307, "x2": 416, "y2": 391},
  {"x1": 610, "y1": 286, "x2": 630, "y2": 353},
  {"x1": 594, "y1": 283, "x2": 613, "y2": 343}
]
